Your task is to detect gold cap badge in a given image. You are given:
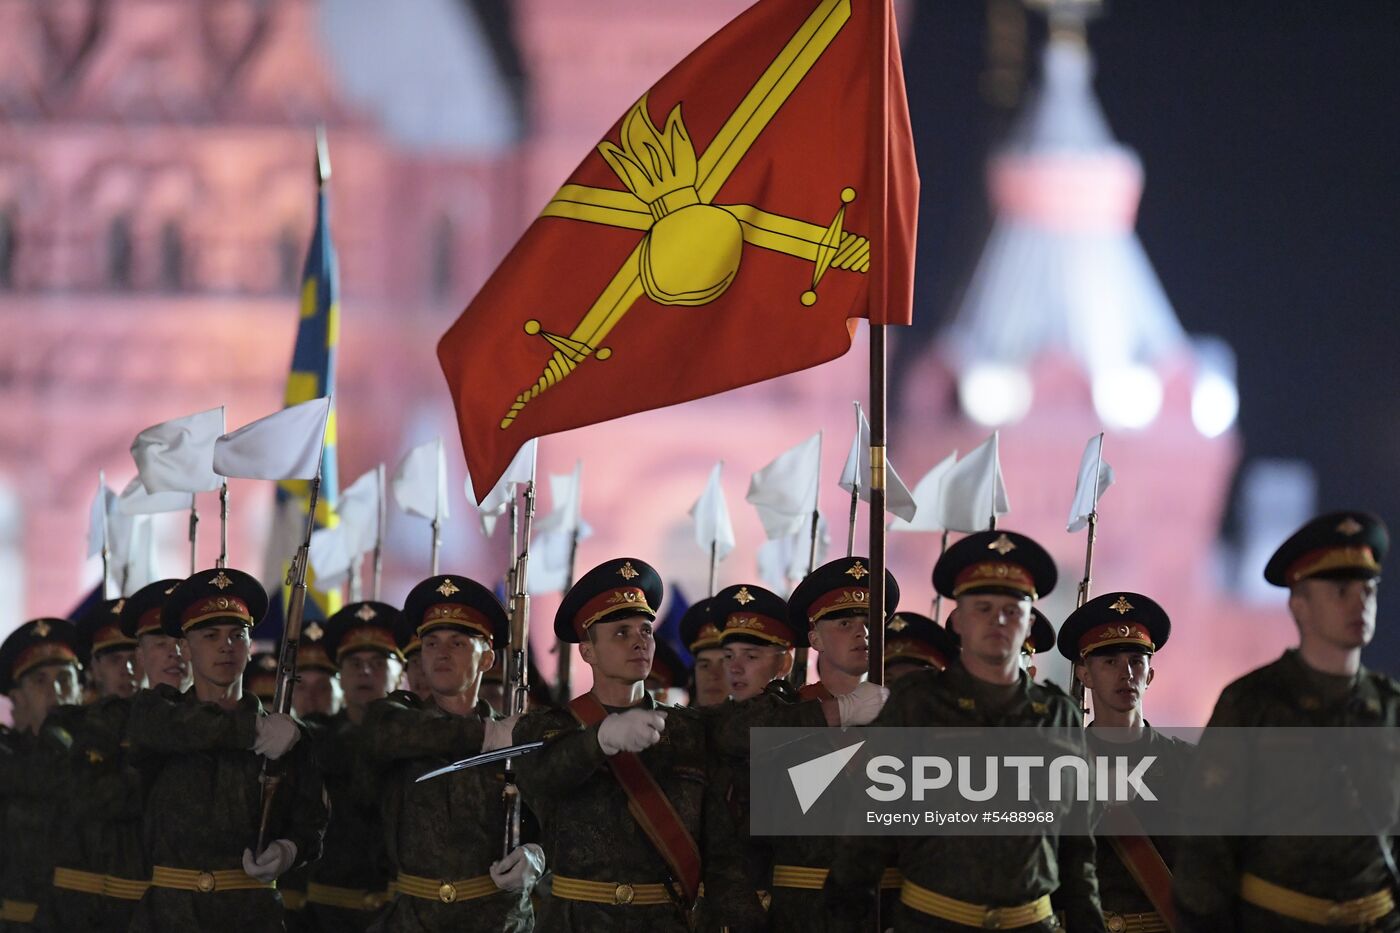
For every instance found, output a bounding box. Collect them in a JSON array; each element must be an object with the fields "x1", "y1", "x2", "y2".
[
  {"x1": 733, "y1": 586, "x2": 755, "y2": 605},
  {"x1": 355, "y1": 604, "x2": 378, "y2": 621},
  {"x1": 33, "y1": 620, "x2": 50, "y2": 637},
  {"x1": 305, "y1": 621, "x2": 324, "y2": 642},
  {"x1": 845, "y1": 560, "x2": 869, "y2": 580},
  {"x1": 888, "y1": 616, "x2": 908, "y2": 632},
  {"x1": 988, "y1": 534, "x2": 1016, "y2": 556},
  {"x1": 1337, "y1": 517, "x2": 1364, "y2": 536},
  {"x1": 618, "y1": 561, "x2": 639, "y2": 580},
  {"x1": 210, "y1": 571, "x2": 233, "y2": 590},
  {"x1": 1109, "y1": 596, "x2": 1134, "y2": 615},
  {"x1": 436, "y1": 579, "x2": 460, "y2": 597}
]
